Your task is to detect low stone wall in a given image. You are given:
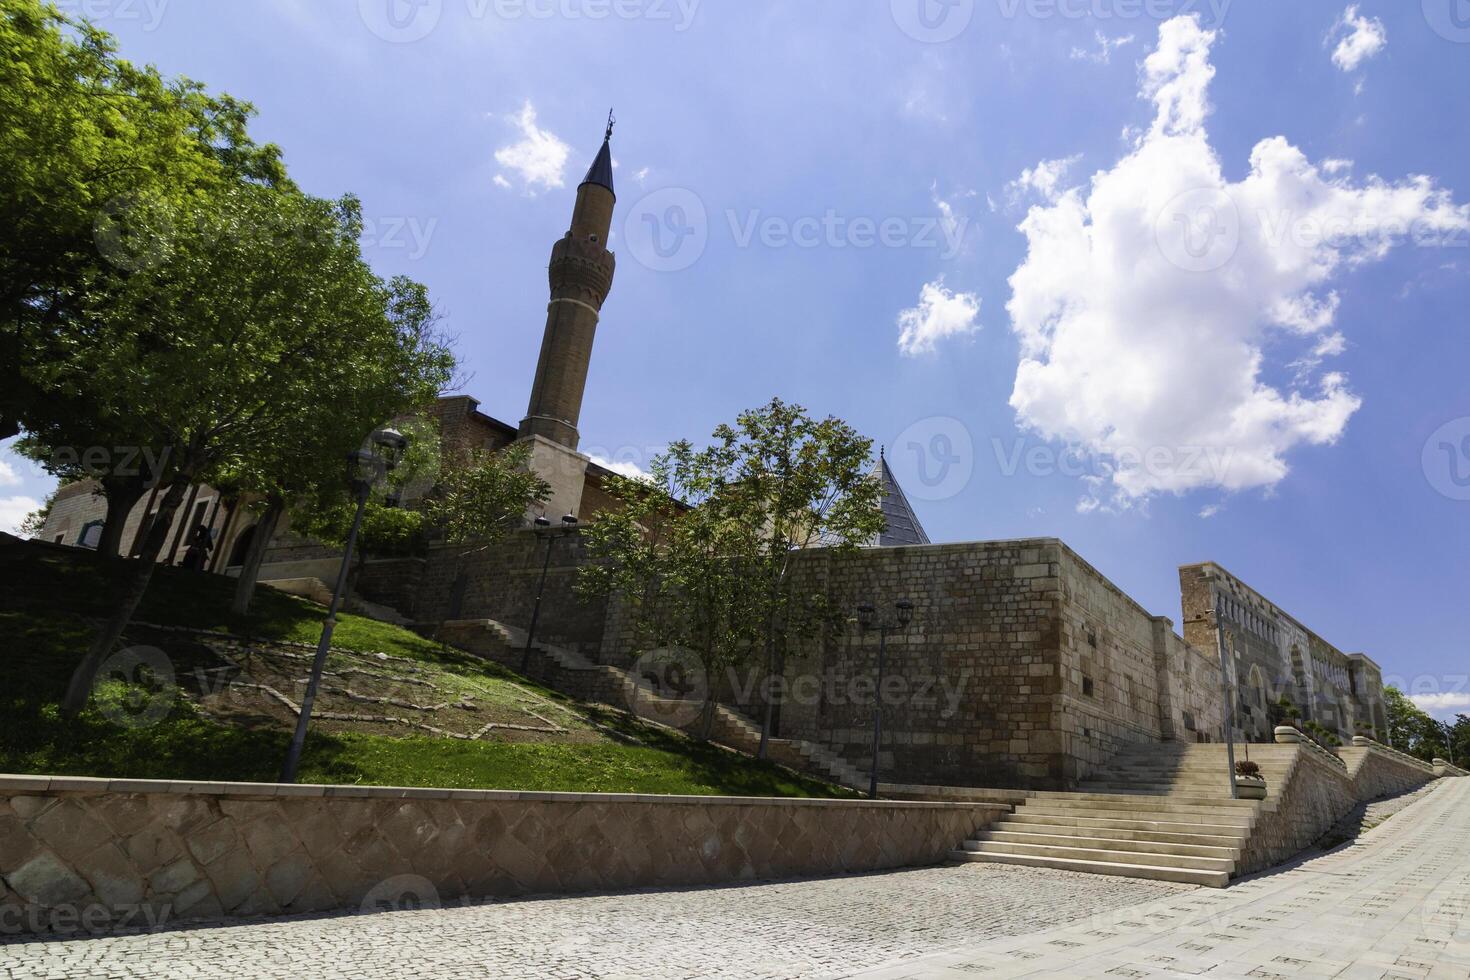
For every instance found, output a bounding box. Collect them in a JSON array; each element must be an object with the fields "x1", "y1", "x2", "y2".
[
  {"x1": 1238, "y1": 742, "x2": 1354, "y2": 875},
  {"x1": 1339, "y1": 738, "x2": 1437, "y2": 802},
  {"x1": 0, "y1": 775, "x2": 1005, "y2": 936}
]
